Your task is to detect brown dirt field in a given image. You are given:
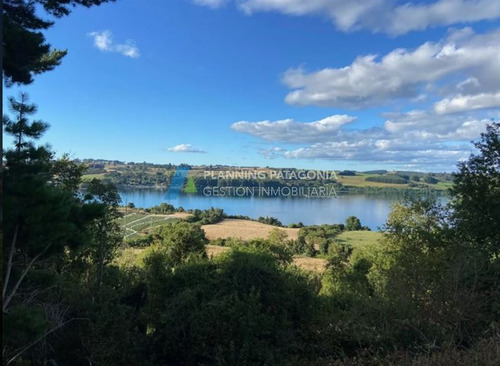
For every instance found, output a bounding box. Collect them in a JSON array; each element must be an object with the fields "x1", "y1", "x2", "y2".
[
  {"x1": 163, "y1": 212, "x2": 191, "y2": 219},
  {"x1": 202, "y1": 219, "x2": 299, "y2": 241},
  {"x1": 206, "y1": 244, "x2": 326, "y2": 272},
  {"x1": 292, "y1": 257, "x2": 327, "y2": 272},
  {"x1": 206, "y1": 244, "x2": 230, "y2": 257}
]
